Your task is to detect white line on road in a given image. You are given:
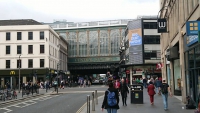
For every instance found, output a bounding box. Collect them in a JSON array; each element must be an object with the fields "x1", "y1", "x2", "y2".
[{"x1": 1, "y1": 95, "x2": 59, "y2": 113}]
